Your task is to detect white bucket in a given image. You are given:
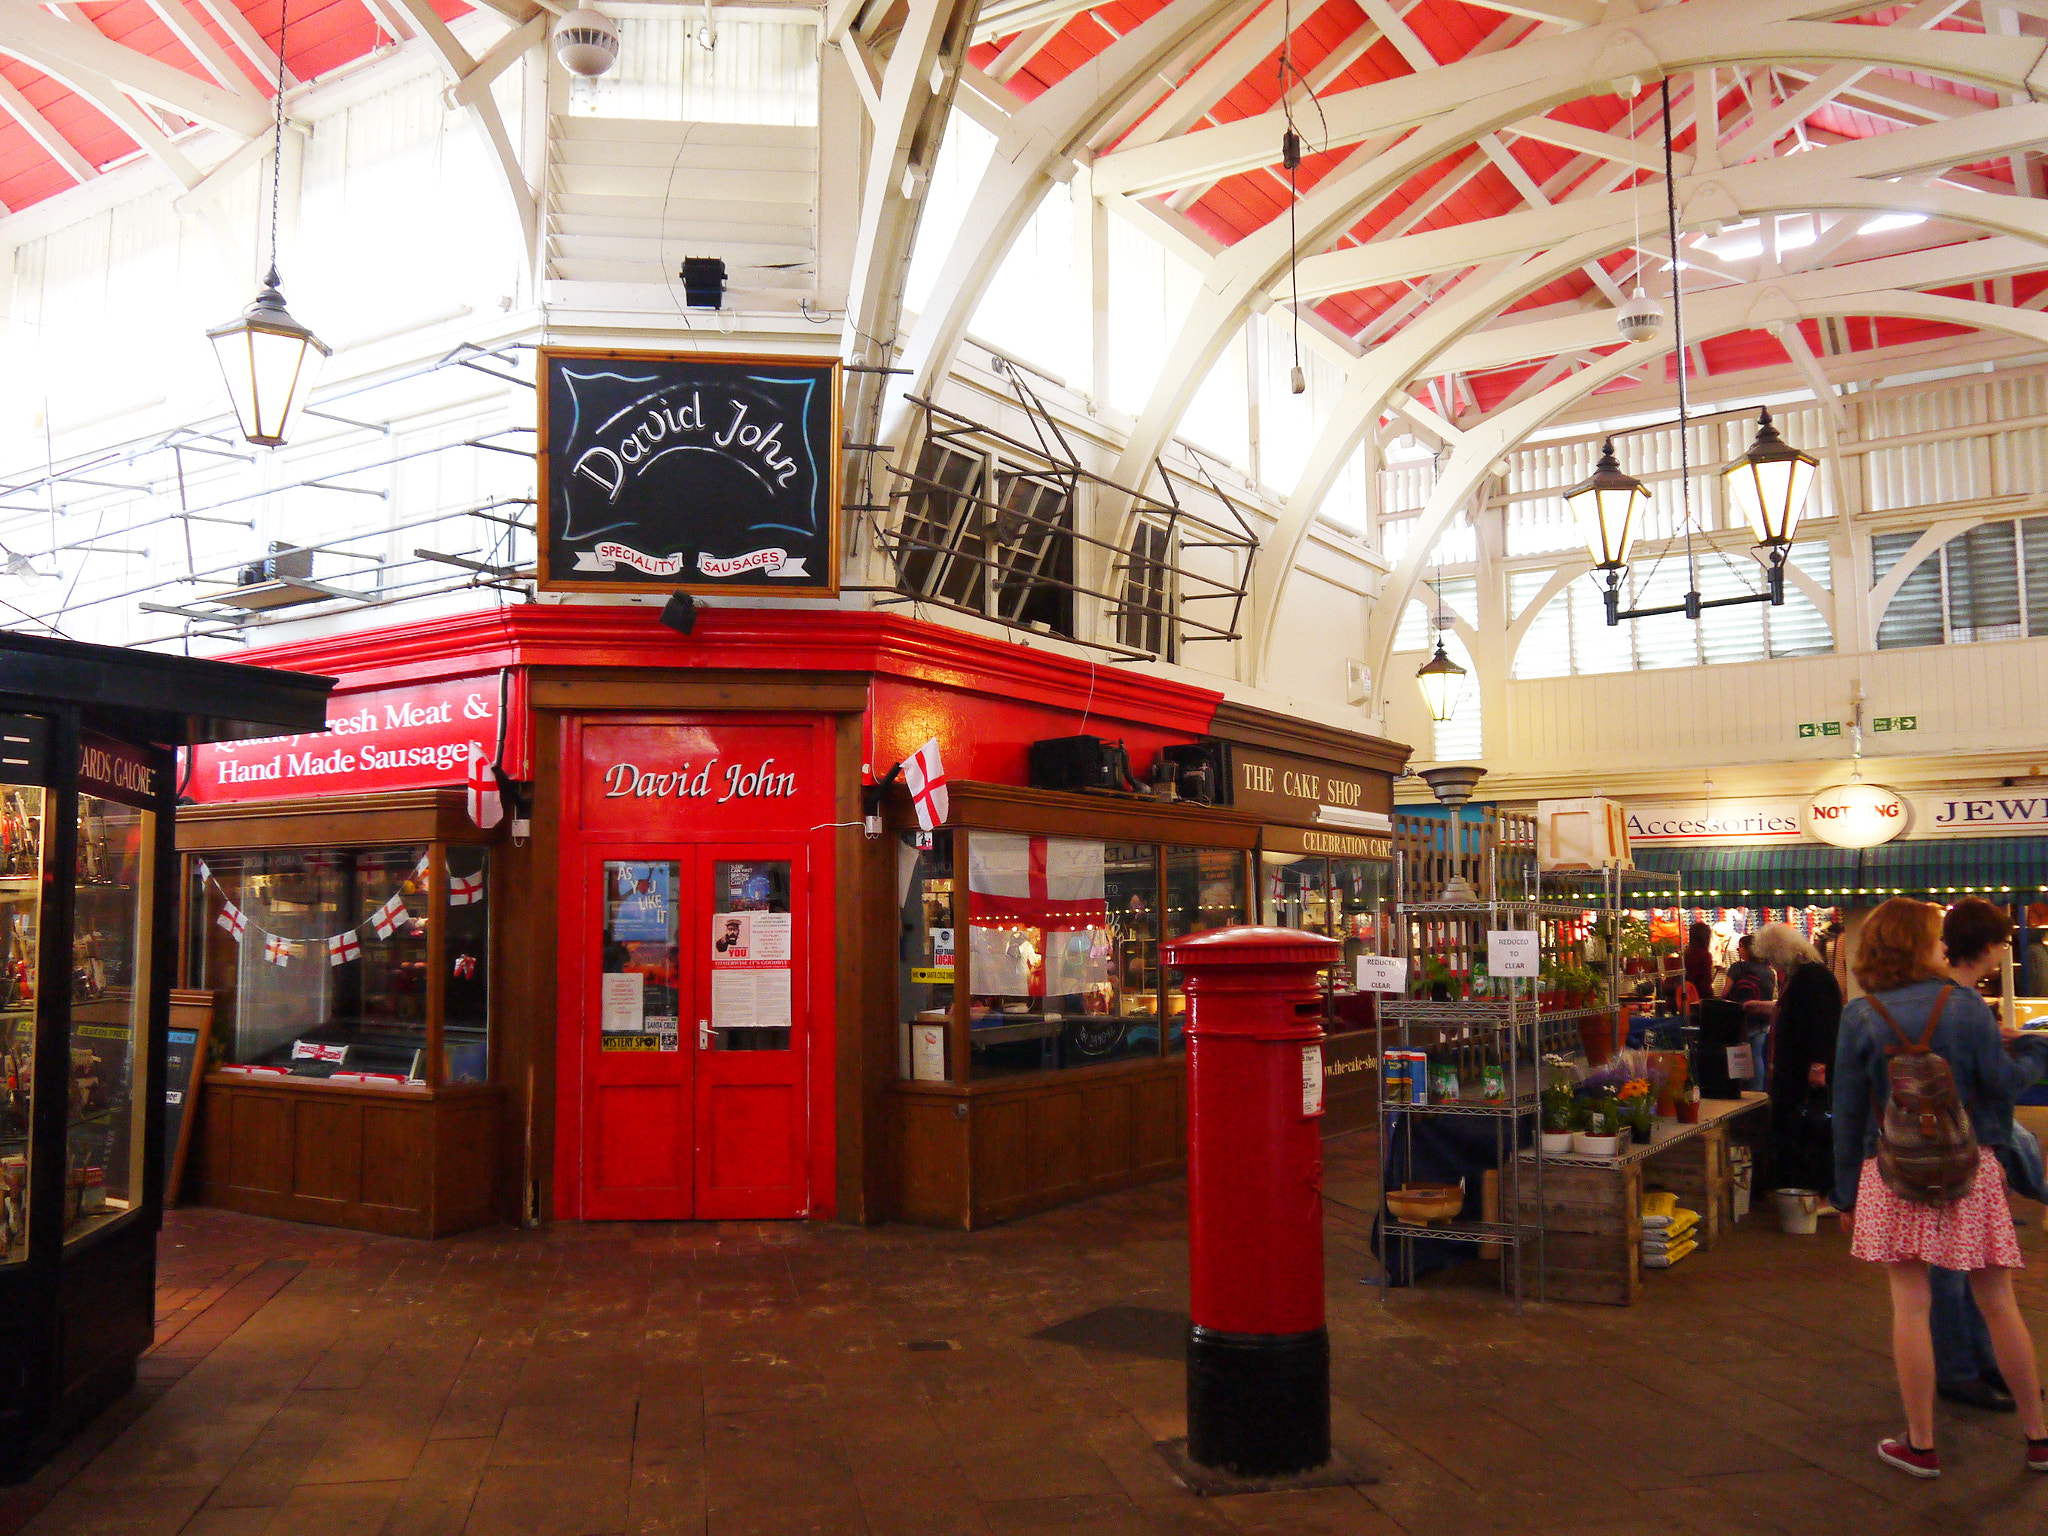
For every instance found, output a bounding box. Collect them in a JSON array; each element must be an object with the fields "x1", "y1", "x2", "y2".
[{"x1": 1774, "y1": 1189, "x2": 1823, "y2": 1235}]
